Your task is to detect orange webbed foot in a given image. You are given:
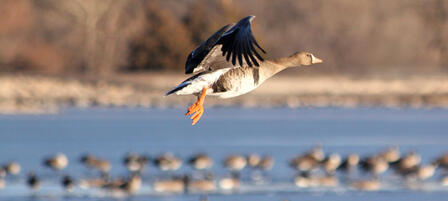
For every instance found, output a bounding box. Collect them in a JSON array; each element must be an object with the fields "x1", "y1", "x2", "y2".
[
  {"x1": 185, "y1": 87, "x2": 207, "y2": 125},
  {"x1": 185, "y1": 102, "x2": 204, "y2": 125}
]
